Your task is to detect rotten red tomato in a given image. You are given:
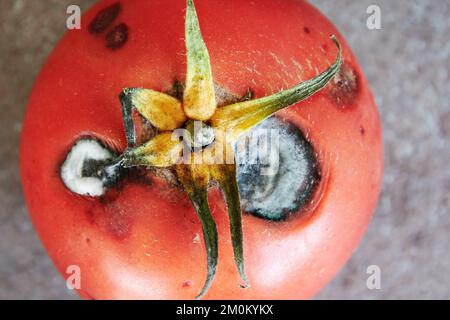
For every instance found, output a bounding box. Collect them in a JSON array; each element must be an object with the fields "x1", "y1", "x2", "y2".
[{"x1": 20, "y1": 0, "x2": 383, "y2": 299}]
